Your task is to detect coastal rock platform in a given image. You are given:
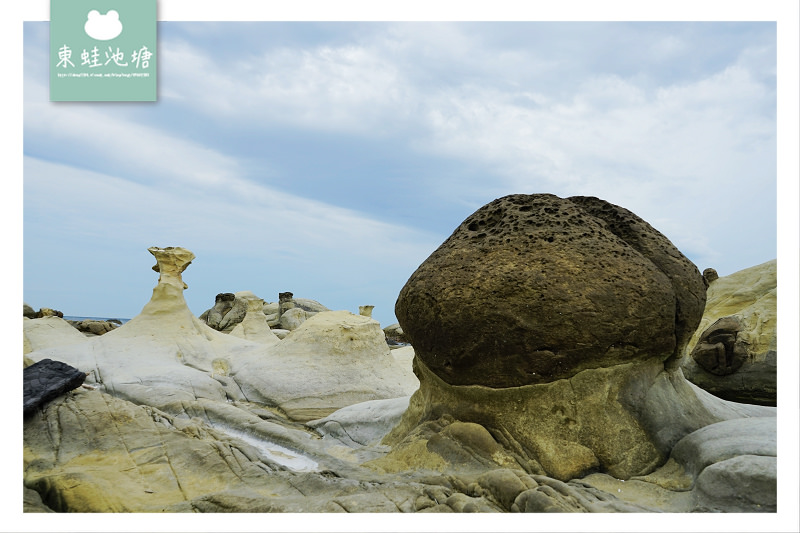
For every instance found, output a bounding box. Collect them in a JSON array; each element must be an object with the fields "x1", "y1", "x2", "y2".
[{"x1": 23, "y1": 197, "x2": 778, "y2": 515}]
